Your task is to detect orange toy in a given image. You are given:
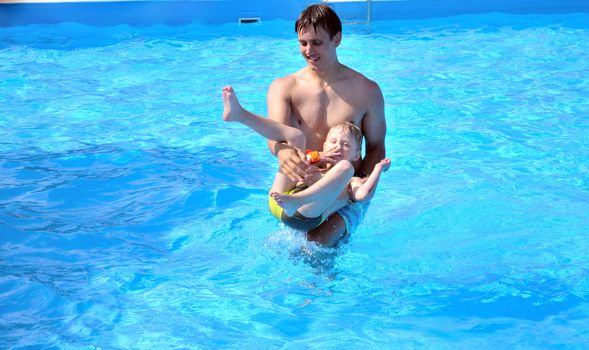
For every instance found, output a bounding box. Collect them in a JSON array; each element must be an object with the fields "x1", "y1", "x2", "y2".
[{"x1": 305, "y1": 150, "x2": 320, "y2": 164}]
